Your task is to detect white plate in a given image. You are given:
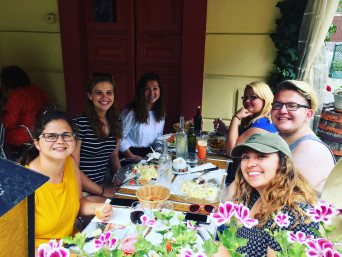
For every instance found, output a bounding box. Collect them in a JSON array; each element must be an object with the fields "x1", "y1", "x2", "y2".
[
  {"x1": 171, "y1": 164, "x2": 191, "y2": 175},
  {"x1": 171, "y1": 173, "x2": 223, "y2": 204},
  {"x1": 158, "y1": 133, "x2": 176, "y2": 147}
]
